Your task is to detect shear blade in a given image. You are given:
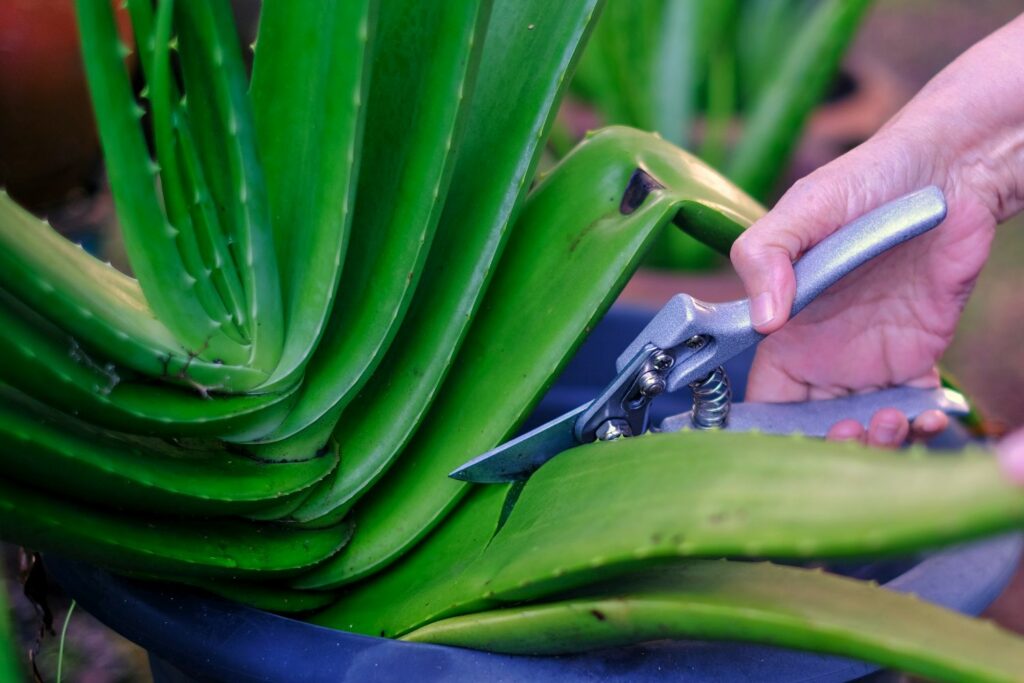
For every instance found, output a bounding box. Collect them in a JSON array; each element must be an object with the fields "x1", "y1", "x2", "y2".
[{"x1": 449, "y1": 404, "x2": 589, "y2": 483}]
